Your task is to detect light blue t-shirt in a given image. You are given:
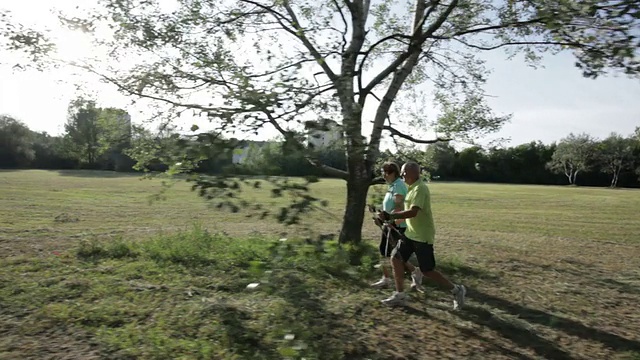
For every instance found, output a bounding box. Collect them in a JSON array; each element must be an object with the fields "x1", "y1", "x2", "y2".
[{"x1": 382, "y1": 177, "x2": 408, "y2": 228}]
